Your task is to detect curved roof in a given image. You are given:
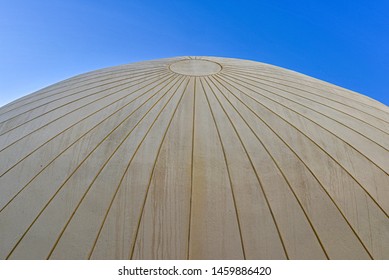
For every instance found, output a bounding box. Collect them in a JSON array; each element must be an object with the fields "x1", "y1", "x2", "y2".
[{"x1": 0, "y1": 56, "x2": 388, "y2": 260}]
